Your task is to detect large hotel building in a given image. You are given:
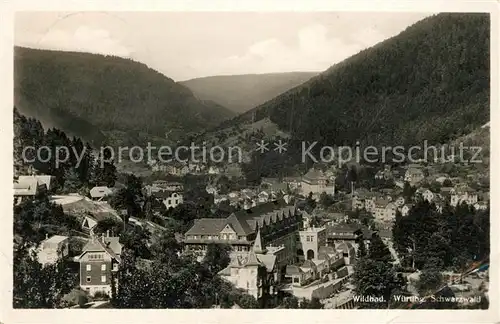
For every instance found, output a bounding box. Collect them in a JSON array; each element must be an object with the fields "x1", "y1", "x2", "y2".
[{"x1": 183, "y1": 200, "x2": 302, "y2": 271}]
